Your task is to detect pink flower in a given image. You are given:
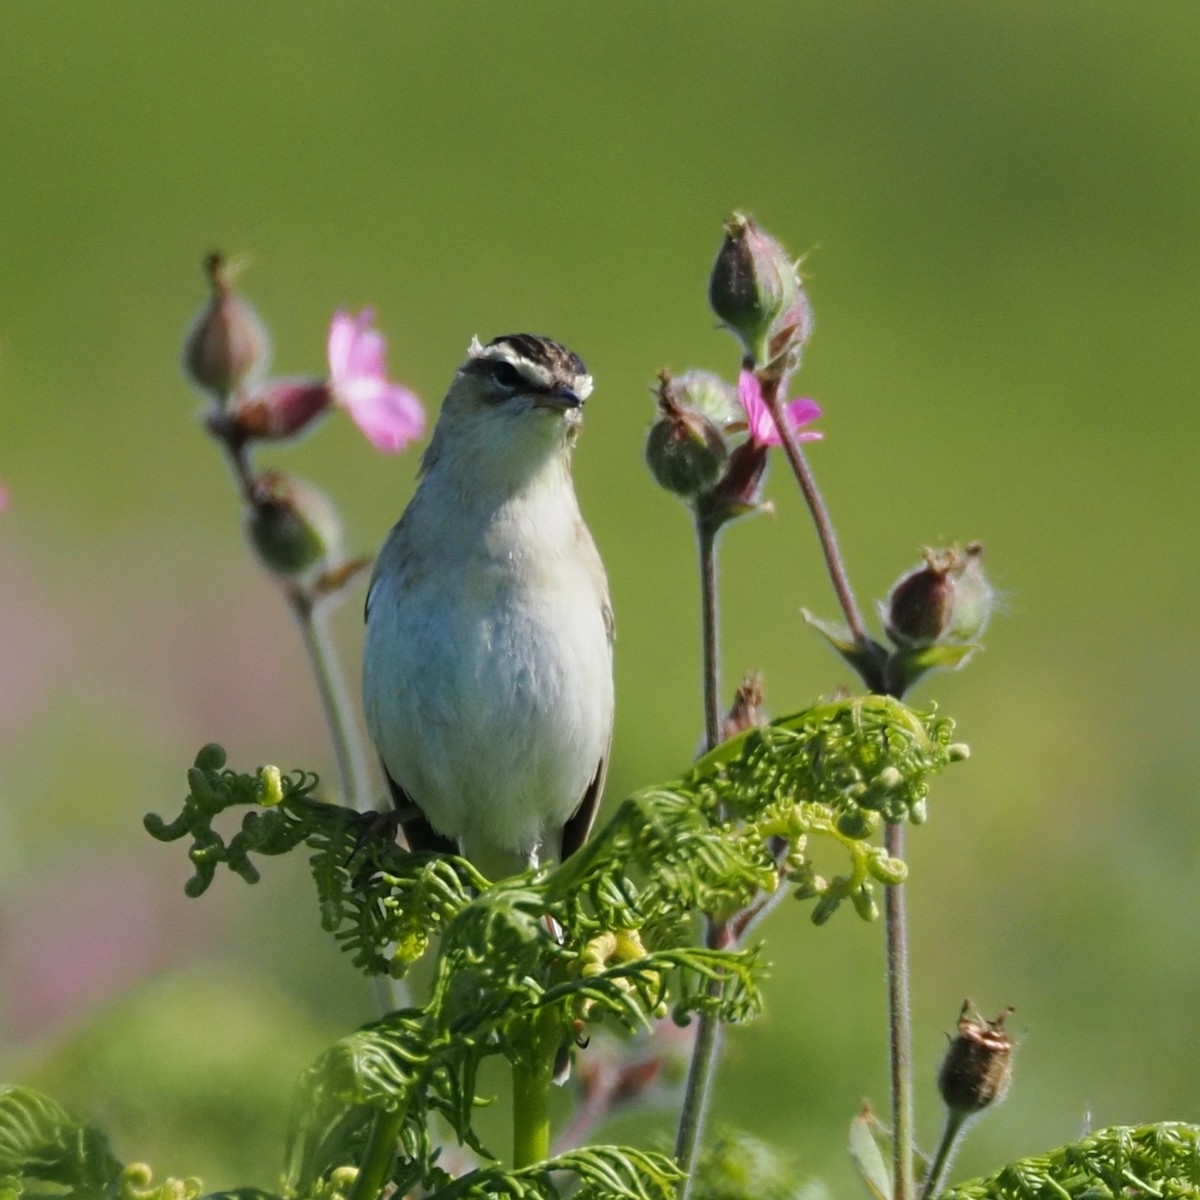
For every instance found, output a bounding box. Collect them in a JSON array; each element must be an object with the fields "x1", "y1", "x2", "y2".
[
  {"x1": 327, "y1": 309, "x2": 425, "y2": 452},
  {"x1": 737, "y1": 369, "x2": 822, "y2": 448}
]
